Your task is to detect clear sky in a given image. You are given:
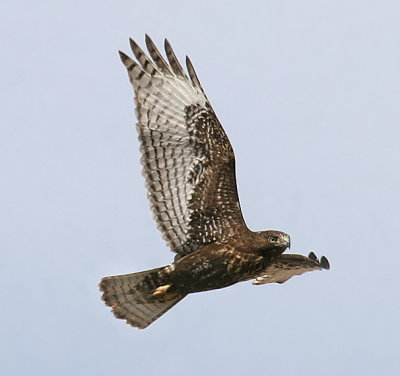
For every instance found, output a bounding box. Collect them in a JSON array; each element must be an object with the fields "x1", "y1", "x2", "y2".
[{"x1": 1, "y1": 1, "x2": 400, "y2": 375}]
